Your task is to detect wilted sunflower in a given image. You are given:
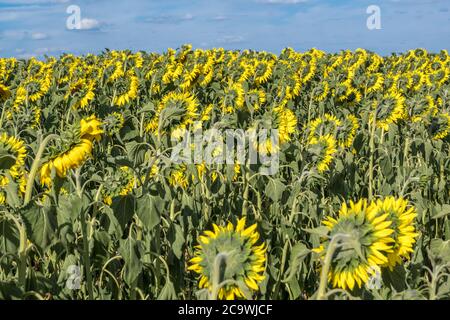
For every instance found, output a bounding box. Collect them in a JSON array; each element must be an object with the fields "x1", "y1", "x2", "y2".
[
  {"x1": 308, "y1": 134, "x2": 337, "y2": 173},
  {"x1": 0, "y1": 83, "x2": 11, "y2": 101},
  {"x1": 254, "y1": 60, "x2": 274, "y2": 85},
  {"x1": 146, "y1": 91, "x2": 198, "y2": 137},
  {"x1": 373, "y1": 91, "x2": 406, "y2": 131},
  {"x1": 112, "y1": 71, "x2": 139, "y2": 107},
  {"x1": 373, "y1": 197, "x2": 418, "y2": 270},
  {"x1": 335, "y1": 114, "x2": 359, "y2": 149},
  {"x1": 430, "y1": 112, "x2": 450, "y2": 140},
  {"x1": 188, "y1": 217, "x2": 266, "y2": 300},
  {"x1": 314, "y1": 81, "x2": 330, "y2": 102},
  {"x1": 0, "y1": 133, "x2": 27, "y2": 179},
  {"x1": 40, "y1": 116, "x2": 103, "y2": 186},
  {"x1": 221, "y1": 82, "x2": 245, "y2": 113},
  {"x1": 308, "y1": 113, "x2": 342, "y2": 144},
  {"x1": 102, "y1": 166, "x2": 138, "y2": 205},
  {"x1": 364, "y1": 73, "x2": 384, "y2": 95},
  {"x1": 315, "y1": 199, "x2": 395, "y2": 290}
]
